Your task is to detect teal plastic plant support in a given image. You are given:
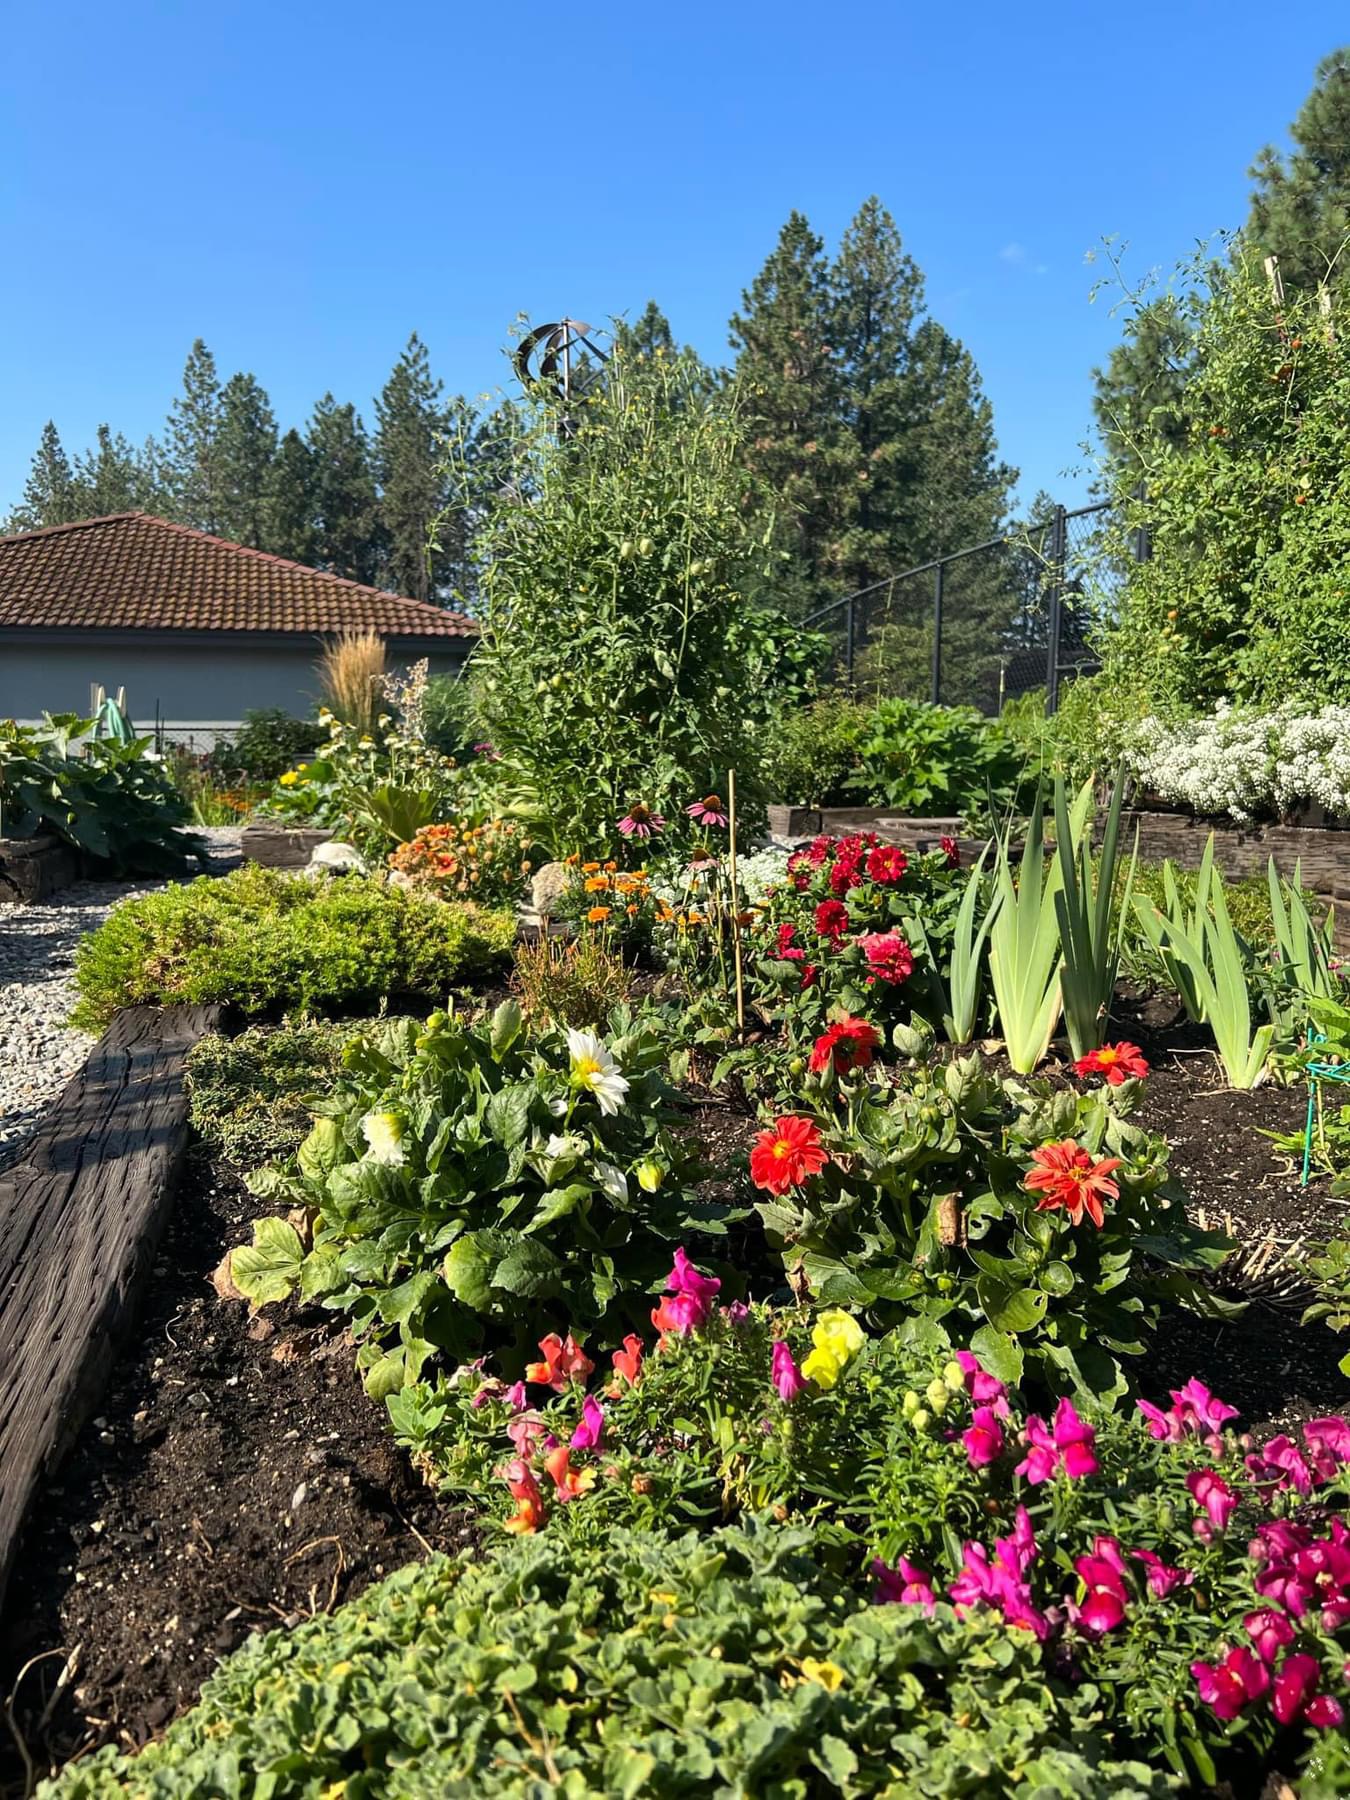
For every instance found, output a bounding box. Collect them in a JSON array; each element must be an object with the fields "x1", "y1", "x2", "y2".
[{"x1": 1302, "y1": 1029, "x2": 1350, "y2": 1185}]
